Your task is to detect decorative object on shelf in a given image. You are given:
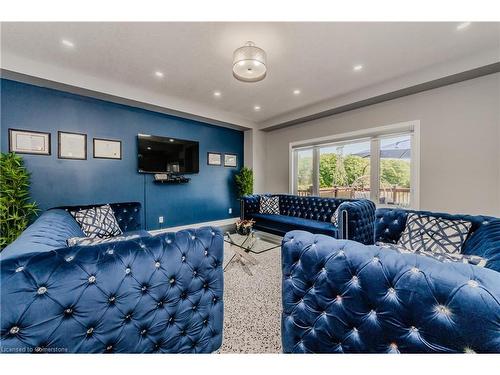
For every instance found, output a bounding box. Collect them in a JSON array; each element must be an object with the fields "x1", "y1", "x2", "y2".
[
  {"x1": 58, "y1": 131, "x2": 87, "y2": 160},
  {"x1": 224, "y1": 153, "x2": 237, "y2": 167},
  {"x1": 8, "y1": 128, "x2": 51, "y2": 155},
  {"x1": 93, "y1": 138, "x2": 122, "y2": 159},
  {"x1": 207, "y1": 152, "x2": 222, "y2": 166},
  {"x1": 233, "y1": 41, "x2": 267, "y2": 82},
  {"x1": 234, "y1": 167, "x2": 253, "y2": 197},
  {"x1": 0, "y1": 152, "x2": 39, "y2": 249},
  {"x1": 235, "y1": 218, "x2": 255, "y2": 236}
]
